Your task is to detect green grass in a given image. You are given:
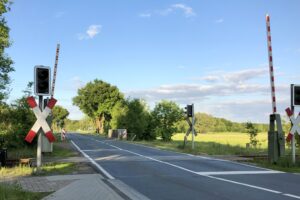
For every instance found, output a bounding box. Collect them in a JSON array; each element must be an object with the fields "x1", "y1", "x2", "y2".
[
  {"x1": 8, "y1": 140, "x2": 76, "y2": 159},
  {"x1": 247, "y1": 156, "x2": 300, "y2": 173},
  {"x1": 173, "y1": 132, "x2": 268, "y2": 149},
  {"x1": 0, "y1": 163, "x2": 76, "y2": 179},
  {"x1": 2, "y1": 137, "x2": 78, "y2": 179},
  {"x1": 134, "y1": 132, "x2": 269, "y2": 156},
  {"x1": 0, "y1": 183, "x2": 51, "y2": 200}
]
